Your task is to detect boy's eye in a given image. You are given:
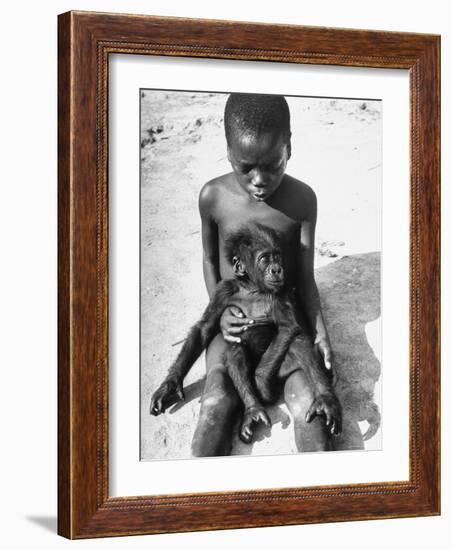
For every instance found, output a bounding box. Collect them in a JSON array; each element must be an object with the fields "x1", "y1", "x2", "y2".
[
  {"x1": 238, "y1": 163, "x2": 253, "y2": 174},
  {"x1": 235, "y1": 159, "x2": 282, "y2": 174},
  {"x1": 264, "y1": 160, "x2": 283, "y2": 172}
]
